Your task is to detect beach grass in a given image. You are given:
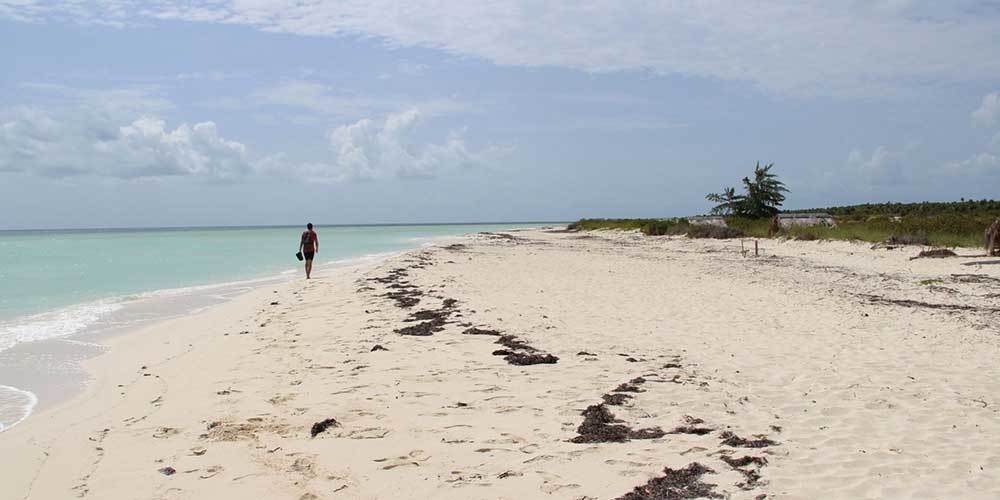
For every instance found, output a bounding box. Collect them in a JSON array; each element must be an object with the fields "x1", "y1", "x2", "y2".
[
  {"x1": 776, "y1": 214, "x2": 993, "y2": 247},
  {"x1": 569, "y1": 201, "x2": 999, "y2": 248}
]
